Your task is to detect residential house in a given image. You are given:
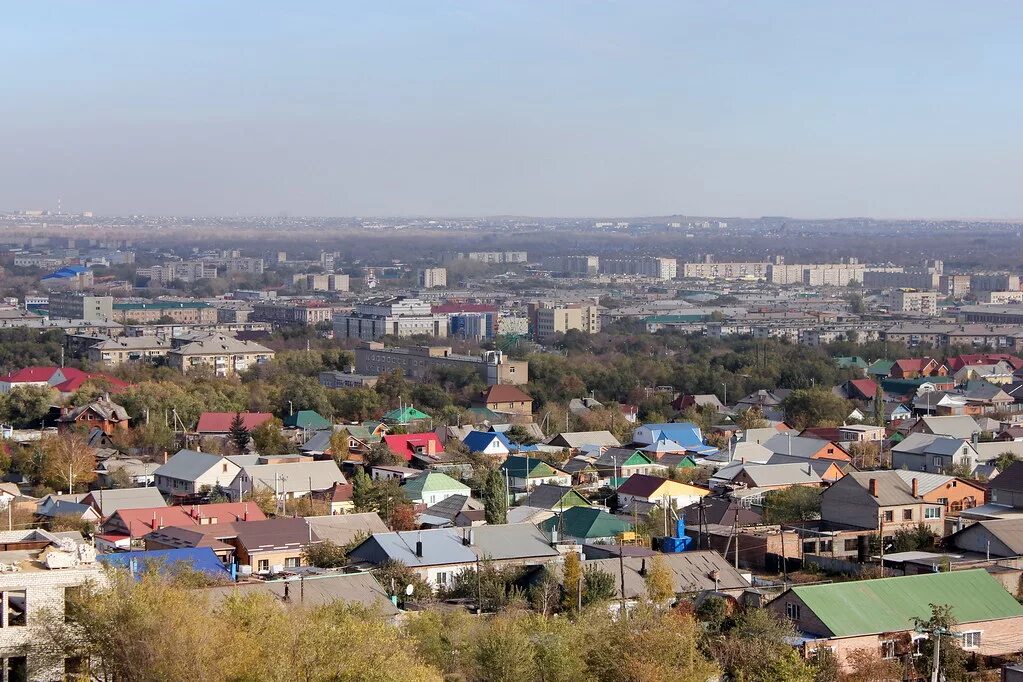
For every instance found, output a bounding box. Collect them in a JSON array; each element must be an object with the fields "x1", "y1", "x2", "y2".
[
  {"x1": 544, "y1": 430, "x2": 621, "y2": 451},
  {"x1": 499, "y1": 455, "x2": 571, "y2": 491},
  {"x1": 347, "y1": 524, "x2": 561, "y2": 589},
  {"x1": 672, "y1": 393, "x2": 726, "y2": 413},
  {"x1": 418, "y1": 495, "x2": 486, "y2": 528},
  {"x1": 770, "y1": 570, "x2": 1023, "y2": 669},
  {"x1": 93, "y1": 457, "x2": 158, "y2": 487},
  {"x1": 947, "y1": 353, "x2": 1023, "y2": 373},
  {"x1": 907, "y1": 415, "x2": 980, "y2": 439},
  {"x1": 890, "y1": 470, "x2": 983, "y2": 516},
  {"x1": 229, "y1": 458, "x2": 346, "y2": 501},
  {"x1": 196, "y1": 411, "x2": 274, "y2": 437},
  {"x1": 146, "y1": 517, "x2": 318, "y2": 573},
  {"x1": 740, "y1": 426, "x2": 794, "y2": 446},
  {"x1": 594, "y1": 448, "x2": 666, "y2": 480},
  {"x1": 735, "y1": 389, "x2": 792, "y2": 418},
  {"x1": 382, "y1": 432, "x2": 445, "y2": 463},
  {"x1": 890, "y1": 433, "x2": 978, "y2": 474},
  {"x1": 203, "y1": 573, "x2": 399, "y2": 619},
  {"x1": 632, "y1": 422, "x2": 718, "y2": 456},
  {"x1": 763, "y1": 455, "x2": 850, "y2": 483},
  {"x1": 820, "y1": 471, "x2": 944, "y2": 536},
  {"x1": 401, "y1": 471, "x2": 470, "y2": 506},
  {"x1": 585, "y1": 550, "x2": 751, "y2": 604},
  {"x1": 381, "y1": 406, "x2": 431, "y2": 427},
  {"x1": 166, "y1": 333, "x2": 274, "y2": 376},
  {"x1": 712, "y1": 462, "x2": 825, "y2": 493},
  {"x1": 866, "y1": 359, "x2": 894, "y2": 379},
  {"x1": 836, "y1": 424, "x2": 885, "y2": 442},
  {"x1": 541, "y1": 506, "x2": 633, "y2": 543},
  {"x1": 80, "y1": 487, "x2": 166, "y2": 517},
  {"x1": 282, "y1": 410, "x2": 331, "y2": 432},
  {"x1": 0, "y1": 366, "x2": 128, "y2": 396},
  {"x1": 945, "y1": 518, "x2": 1023, "y2": 558},
  {"x1": 98, "y1": 547, "x2": 232, "y2": 581},
  {"x1": 834, "y1": 356, "x2": 869, "y2": 373},
  {"x1": 462, "y1": 430, "x2": 512, "y2": 457},
  {"x1": 616, "y1": 474, "x2": 710, "y2": 510},
  {"x1": 889, "y1": 357, "x2": 947, "y2": 379},
  {"x1": 761, "y1": 434, "x2": 851, "y2": 462},
  {"x1": 520, "y1": 484, "x2": 590, "y2": 511},
  {"x1": 954, "y1": 362, "x2": 1015, "y2": 386},
  {"x1": 57, "y1": 397, "x2": 130, "y2": 435},
  {"x1": 304, "y1": 512, "x2": 389, "y2": 546},
  {"x1": 834, "y1": 378, "x2": 879, "y2": 402},
  {"x1": 153, "y1": 450, "x2": 246, "y2": 498},
  {"x1": 472, "y1": 385, "x2": 533, "y2": 417}
]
